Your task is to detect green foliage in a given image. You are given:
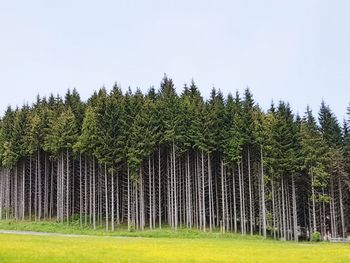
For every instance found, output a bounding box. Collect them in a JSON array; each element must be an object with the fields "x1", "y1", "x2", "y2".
[
  {"x1": 272, "y1": 102, "x2": 300, "y2": 177},
  {"x1": 224, "y1": 92, "x2": 244, "y2": 163},
  {"x1": 207, "y1": 88, "x2": 225, "y2": 154},
  {"x1": 0, "y1": 80, "x2": 345, "y2": 183},
  {"x1": 65, "y1": 88, "x2": 85, "y2": 130},
  {"x1": 242, "y1": 88, "x2": 256, "y2": 146},
  {"x1": 129, "y1": 223, "x2": 135, "y2": 232},
  {"x1": 319, "y1": 101, "x2": 342, "y2": 148},
  {"x1": 300, "y1": 107, "x2": 329, "y2": 191},
  {"x1": 0, "y1": 107, "x2": 19, "y2": 167},
  {"x1": 45, "y1": 107, "x2": 78, "y2": 157},
  {"x1": 311, "y1": 231, "x2": 321, "y2": 242}
]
